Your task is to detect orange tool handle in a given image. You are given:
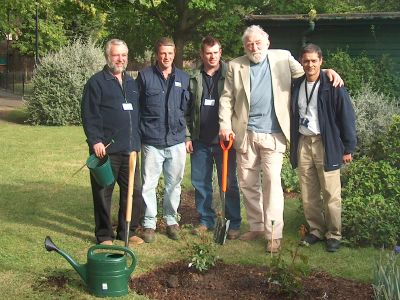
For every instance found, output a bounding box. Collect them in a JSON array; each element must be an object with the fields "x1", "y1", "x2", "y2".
[{"x1": 220, "y1": 134, "x2": 233, "y2": 193}]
